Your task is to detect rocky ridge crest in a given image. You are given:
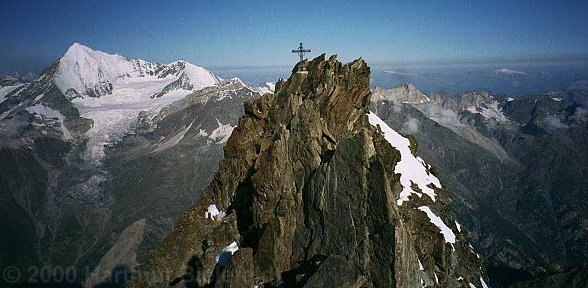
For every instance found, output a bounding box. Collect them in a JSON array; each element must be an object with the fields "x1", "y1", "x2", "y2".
[{"x1": 128, "y1": 55, "x2": 487, "y2": 288}]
